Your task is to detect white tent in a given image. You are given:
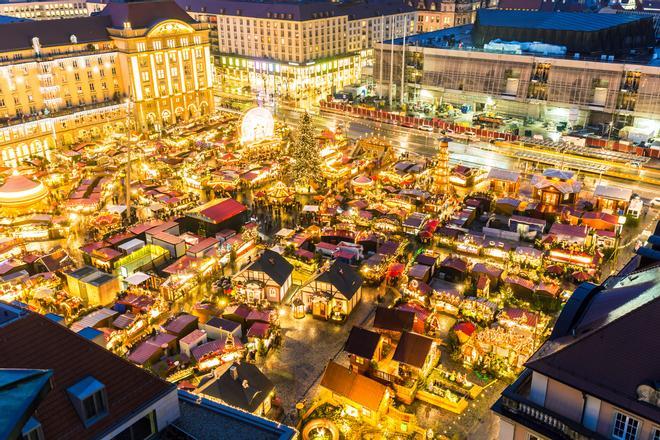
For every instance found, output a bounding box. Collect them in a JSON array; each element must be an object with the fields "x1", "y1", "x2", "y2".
[
  {"x1": 106, "y1": 204, "x2": 127, "y2": 214},
  {"x1": 124, "y1": 271, "x2": 151, "y2": 286}
]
